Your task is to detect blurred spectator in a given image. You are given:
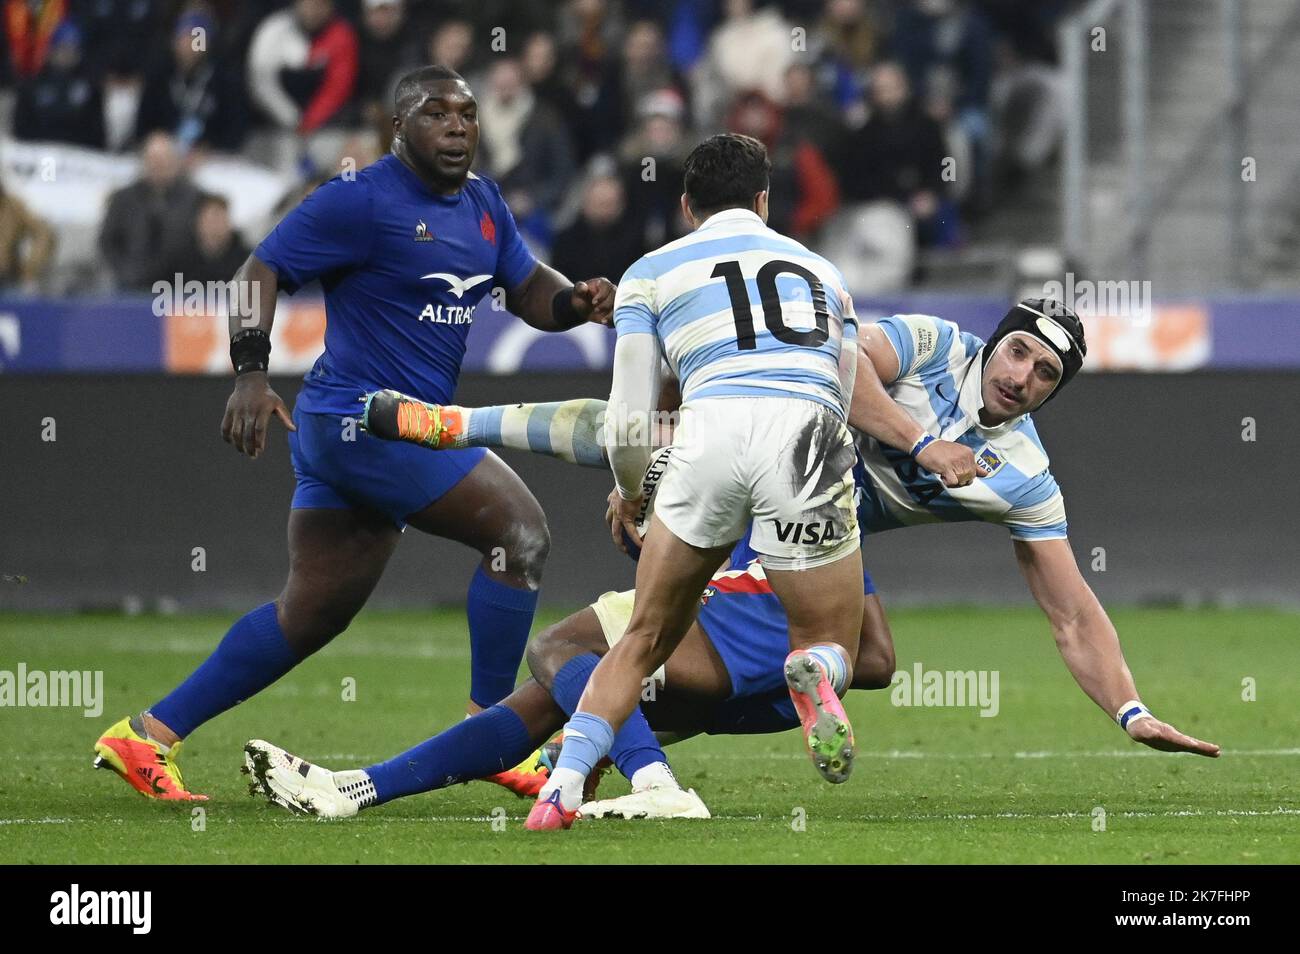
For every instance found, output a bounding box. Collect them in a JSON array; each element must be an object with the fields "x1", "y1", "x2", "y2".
[
  {"x1": 893, "y1": 0, "x2": 994, "y2": 113},
  {"x1": 406, "y1": 0, "x2": 549, "y2": 40},
  {"x1": 989, "y1": 37, "x2": 1063, "y2": 191},
  {"x1": 477, "y1": 57, "x2": 575, "y2": 234},
  {"x1": 809, "y1": 0, "x2": 877, "y2": 116},
  {"x1": 694, "y1": 0, "x2": 794, "y2": 129},
  {"x1": 981, "y1": 0, "x2": 1068, "y2": 66},
  {"x1": 551, "y1": 169, "x2": 646, "y2": 284},
  {"x1": 891, "y1": 0, "x2": 994, "y2": 191},
  {"x1": 74, "y1": 0, "x2": 165, "y2": 82},
  {"x1": 782, "y1": 62, "x2": 847, "y2": 163},
  {"x1": 4, "y1": 0, "x2": 69, "y2": 81},
  {"x1": 98, "y1": 132, "x2": 202, "y2": 290},
  {"x1": 135, "y1": 7, "x2": 246, "y2": 153},
  {"x1": 727, "y1": 90, "x2": 838, "y2": 240},
  {"x1": 618, "y1": 88, "x2": 691, "y2": 248},
  {"x1": 0, "y1": 181, "x2": 57, "y2": 292},
  {"x1": 426, "y1": 18, "x2": 475, "y2": 81},
  {"x1": 839, "y1": 61, "x2": 952, "y2": 245},
  {"x1": 555, "y1": 0, "x2": 625, "y2": 159},
  {"x1": 557, "y1": 0, "x2": 624, "y2": 70},
  {"x1": 922, "y1": 68, "x2": 972, "y2": 206},
  {"x1": 521, "y1": 30, "x2": 580, "y2": 124},
  {"x1": 158, "y1": 192, "x2": 250, "y2": 285},
  {"x1": 617, "y1": 20, "x2": 689, "y2": 132},
  {"x1": 354, "y1": 0, "x2": 420, "y2": 127},
  {"x1": 247, "y1": 0, "x2": 359, "y2": 136},
  {"x1": 12, "y1": 19, "x2": 105, "y2": 148}
]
